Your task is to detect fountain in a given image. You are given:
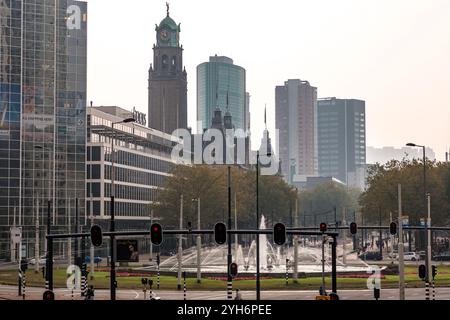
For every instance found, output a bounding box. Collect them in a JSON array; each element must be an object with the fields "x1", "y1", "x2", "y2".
[{"x1": 143, "y1": 215, "x2": 371, "y2": 275}]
